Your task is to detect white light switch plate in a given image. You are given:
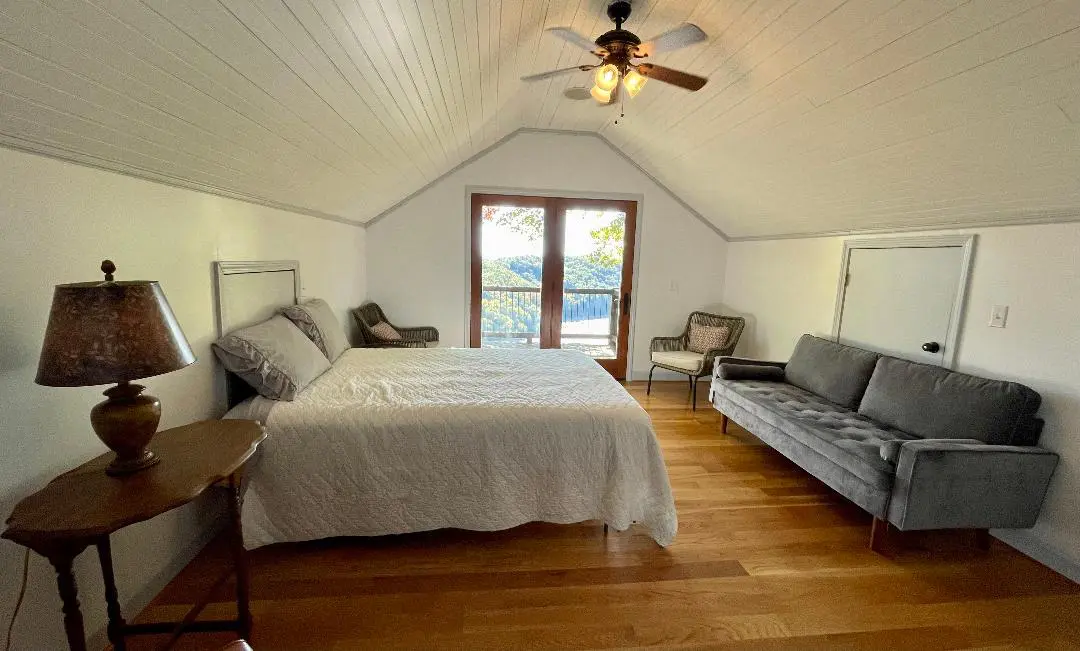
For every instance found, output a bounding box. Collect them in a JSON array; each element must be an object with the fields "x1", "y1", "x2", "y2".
[{"x1": 990, "y1": 305, "x2": 1009, "y2": 328}]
